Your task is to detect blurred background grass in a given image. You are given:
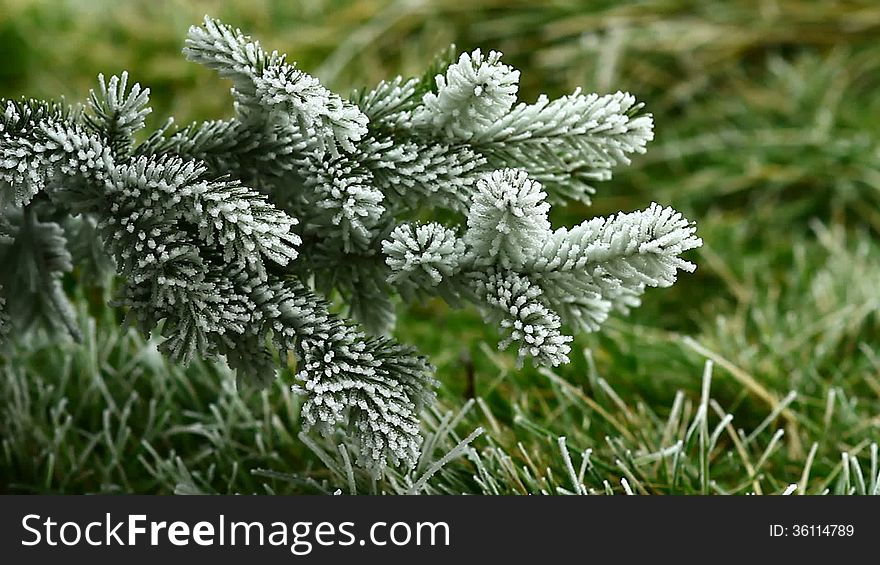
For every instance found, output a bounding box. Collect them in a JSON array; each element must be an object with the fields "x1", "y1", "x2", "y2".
[{"x1": 1, "y1": 0, "x2": 879, "y2": 494}]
